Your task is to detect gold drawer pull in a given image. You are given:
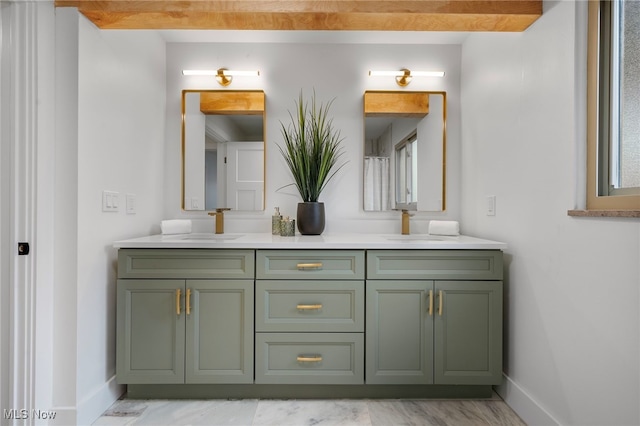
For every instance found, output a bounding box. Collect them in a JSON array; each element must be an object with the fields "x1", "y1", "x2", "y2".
[
  {"x1": 186, "y1": 288, "x2": 191, "y2": 315},
  {"x1": 297, "y1": 304, "x2": 323, "y2": 310},
  {"x1": 297, "y1": 355, "x2": 323, "y2": 363},
  {"x1": 297, "y1": 262, "x2": 323, "y2": 270},
  {"x1": 428, "y1": 290, "x2": 433, "y2": 316},
  {"x1": 438, "y1": 290, "x2": 444, "y2": 316},
  {"x1": 176, "y1": 289, "x2": 181, "y2": 315}
]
